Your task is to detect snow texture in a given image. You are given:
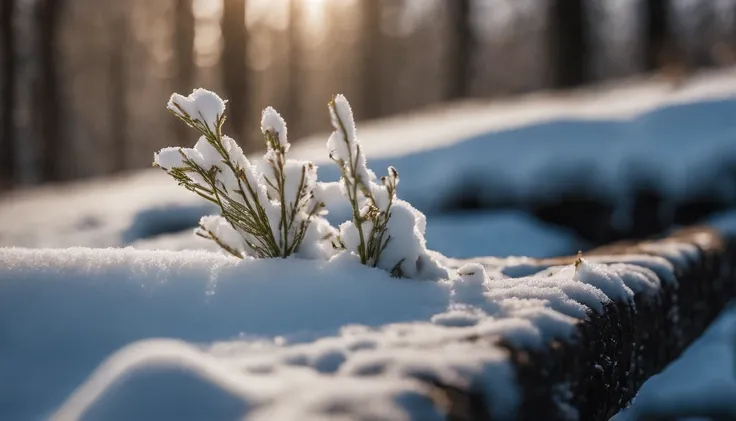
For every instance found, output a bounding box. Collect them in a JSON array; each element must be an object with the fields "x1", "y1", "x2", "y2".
[
  {"x1": 326, "y1": 94, "x2": 448, "y2": 278},
  {"x1": 327, "y1": 94, "x2": 371, "y2": 189},
  {"x1": 167, "y1": 88, "x2": 226, "y2": 133},
  {"x1": 2, "y1": 72, "x2": 736, "y2": 419},
  {"x1": 158, "y1": 92, "x2": 337, "y2": 260},
  {"x1": 261, "y1": 106, "x2": 289, "y2": 149},
  {"x1": 0, "y1": 243, "x2": 694, "y2": 420}
]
